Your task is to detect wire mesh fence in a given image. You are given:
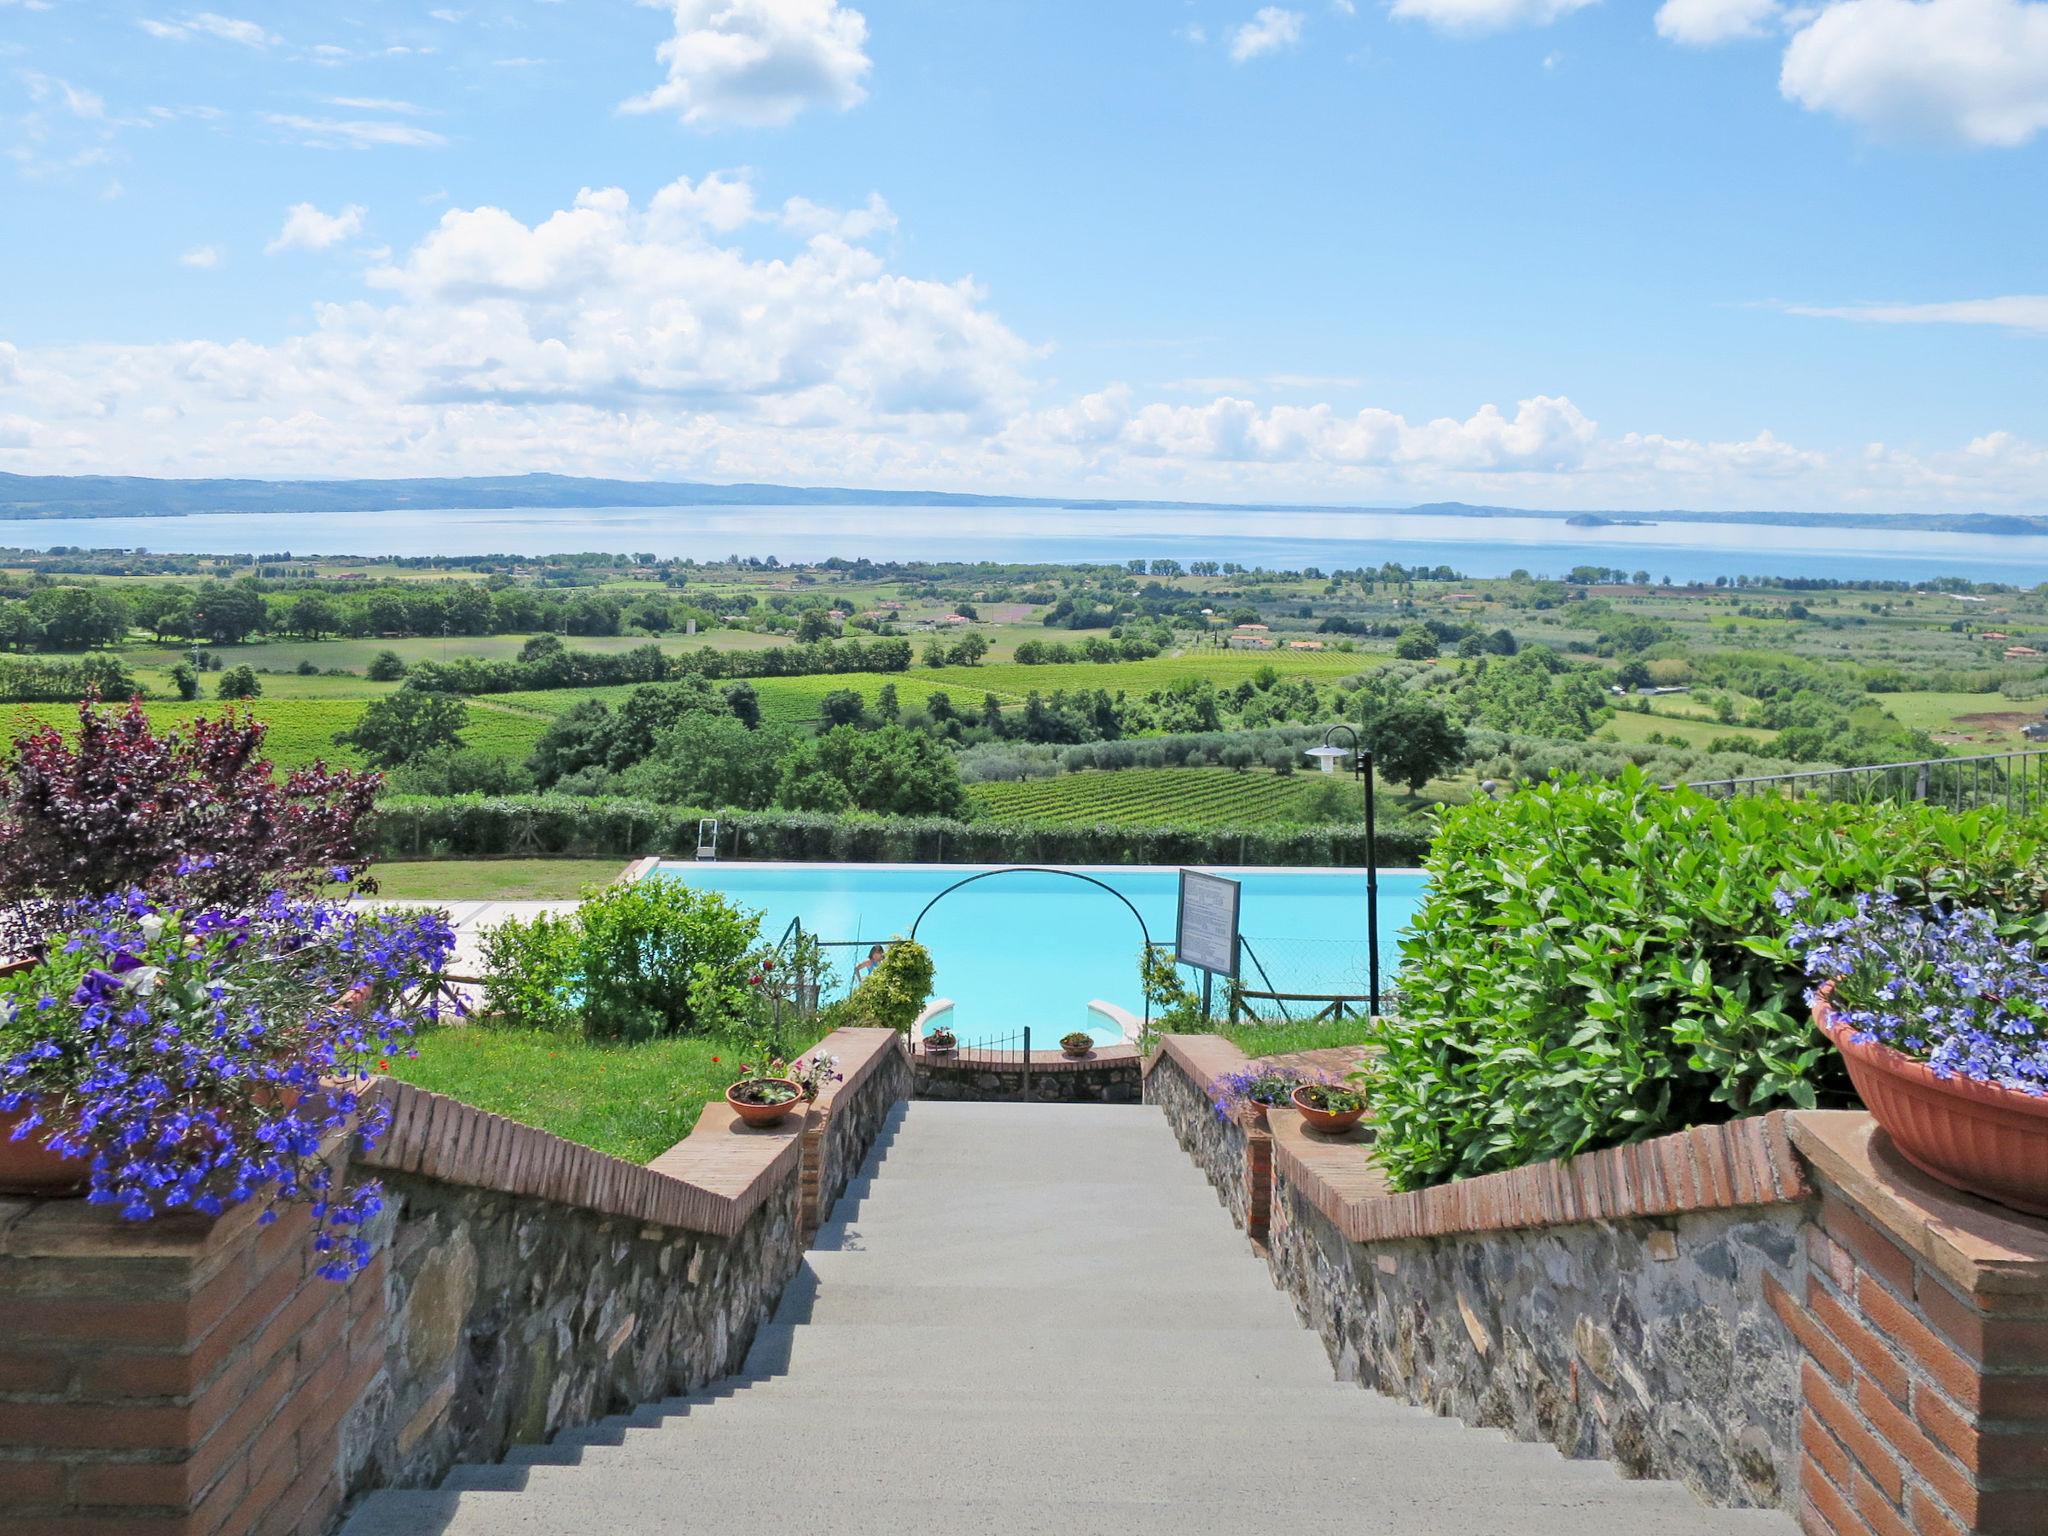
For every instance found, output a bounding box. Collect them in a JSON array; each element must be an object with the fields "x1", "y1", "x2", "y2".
[{"x1": 1685, "y1": 749, "x2": 2048, "y2": 817}]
